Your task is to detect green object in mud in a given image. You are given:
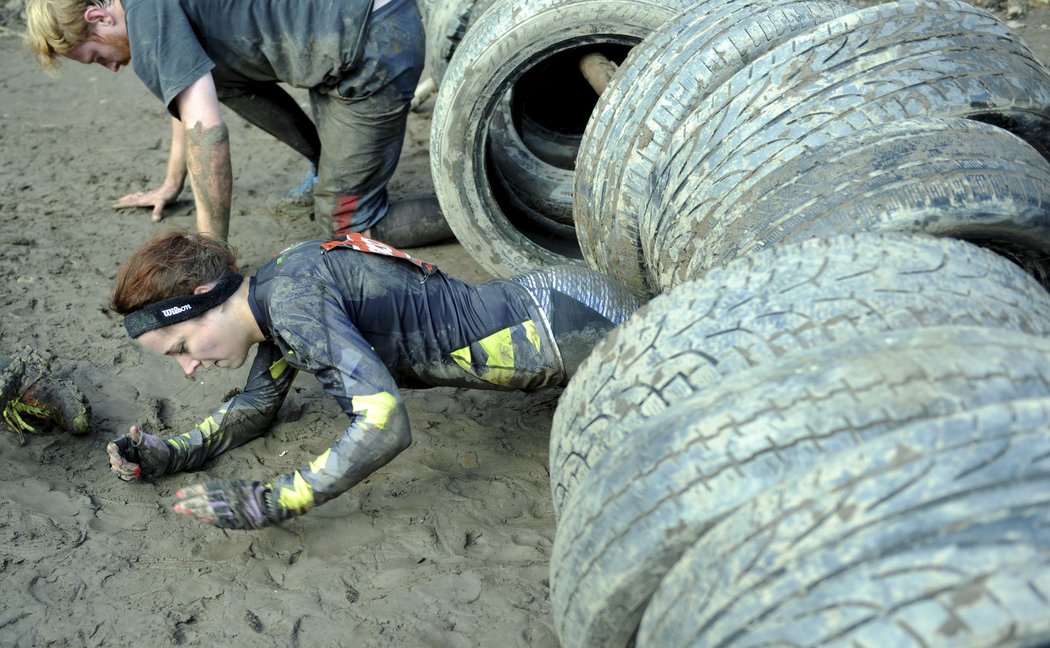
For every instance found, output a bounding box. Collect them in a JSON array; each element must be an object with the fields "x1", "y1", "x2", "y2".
[{"x1": 0, "y1": 347, "x2": 91, "y2": 444}]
